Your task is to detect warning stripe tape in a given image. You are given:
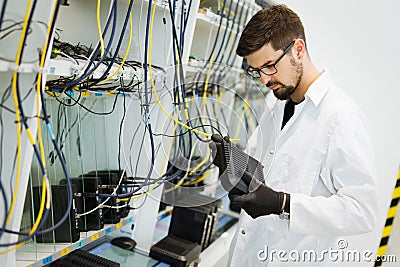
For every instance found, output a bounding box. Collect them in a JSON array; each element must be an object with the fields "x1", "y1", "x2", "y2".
[{"x1": 374, "y1": 170, "x2": 400, "y2": 267}]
